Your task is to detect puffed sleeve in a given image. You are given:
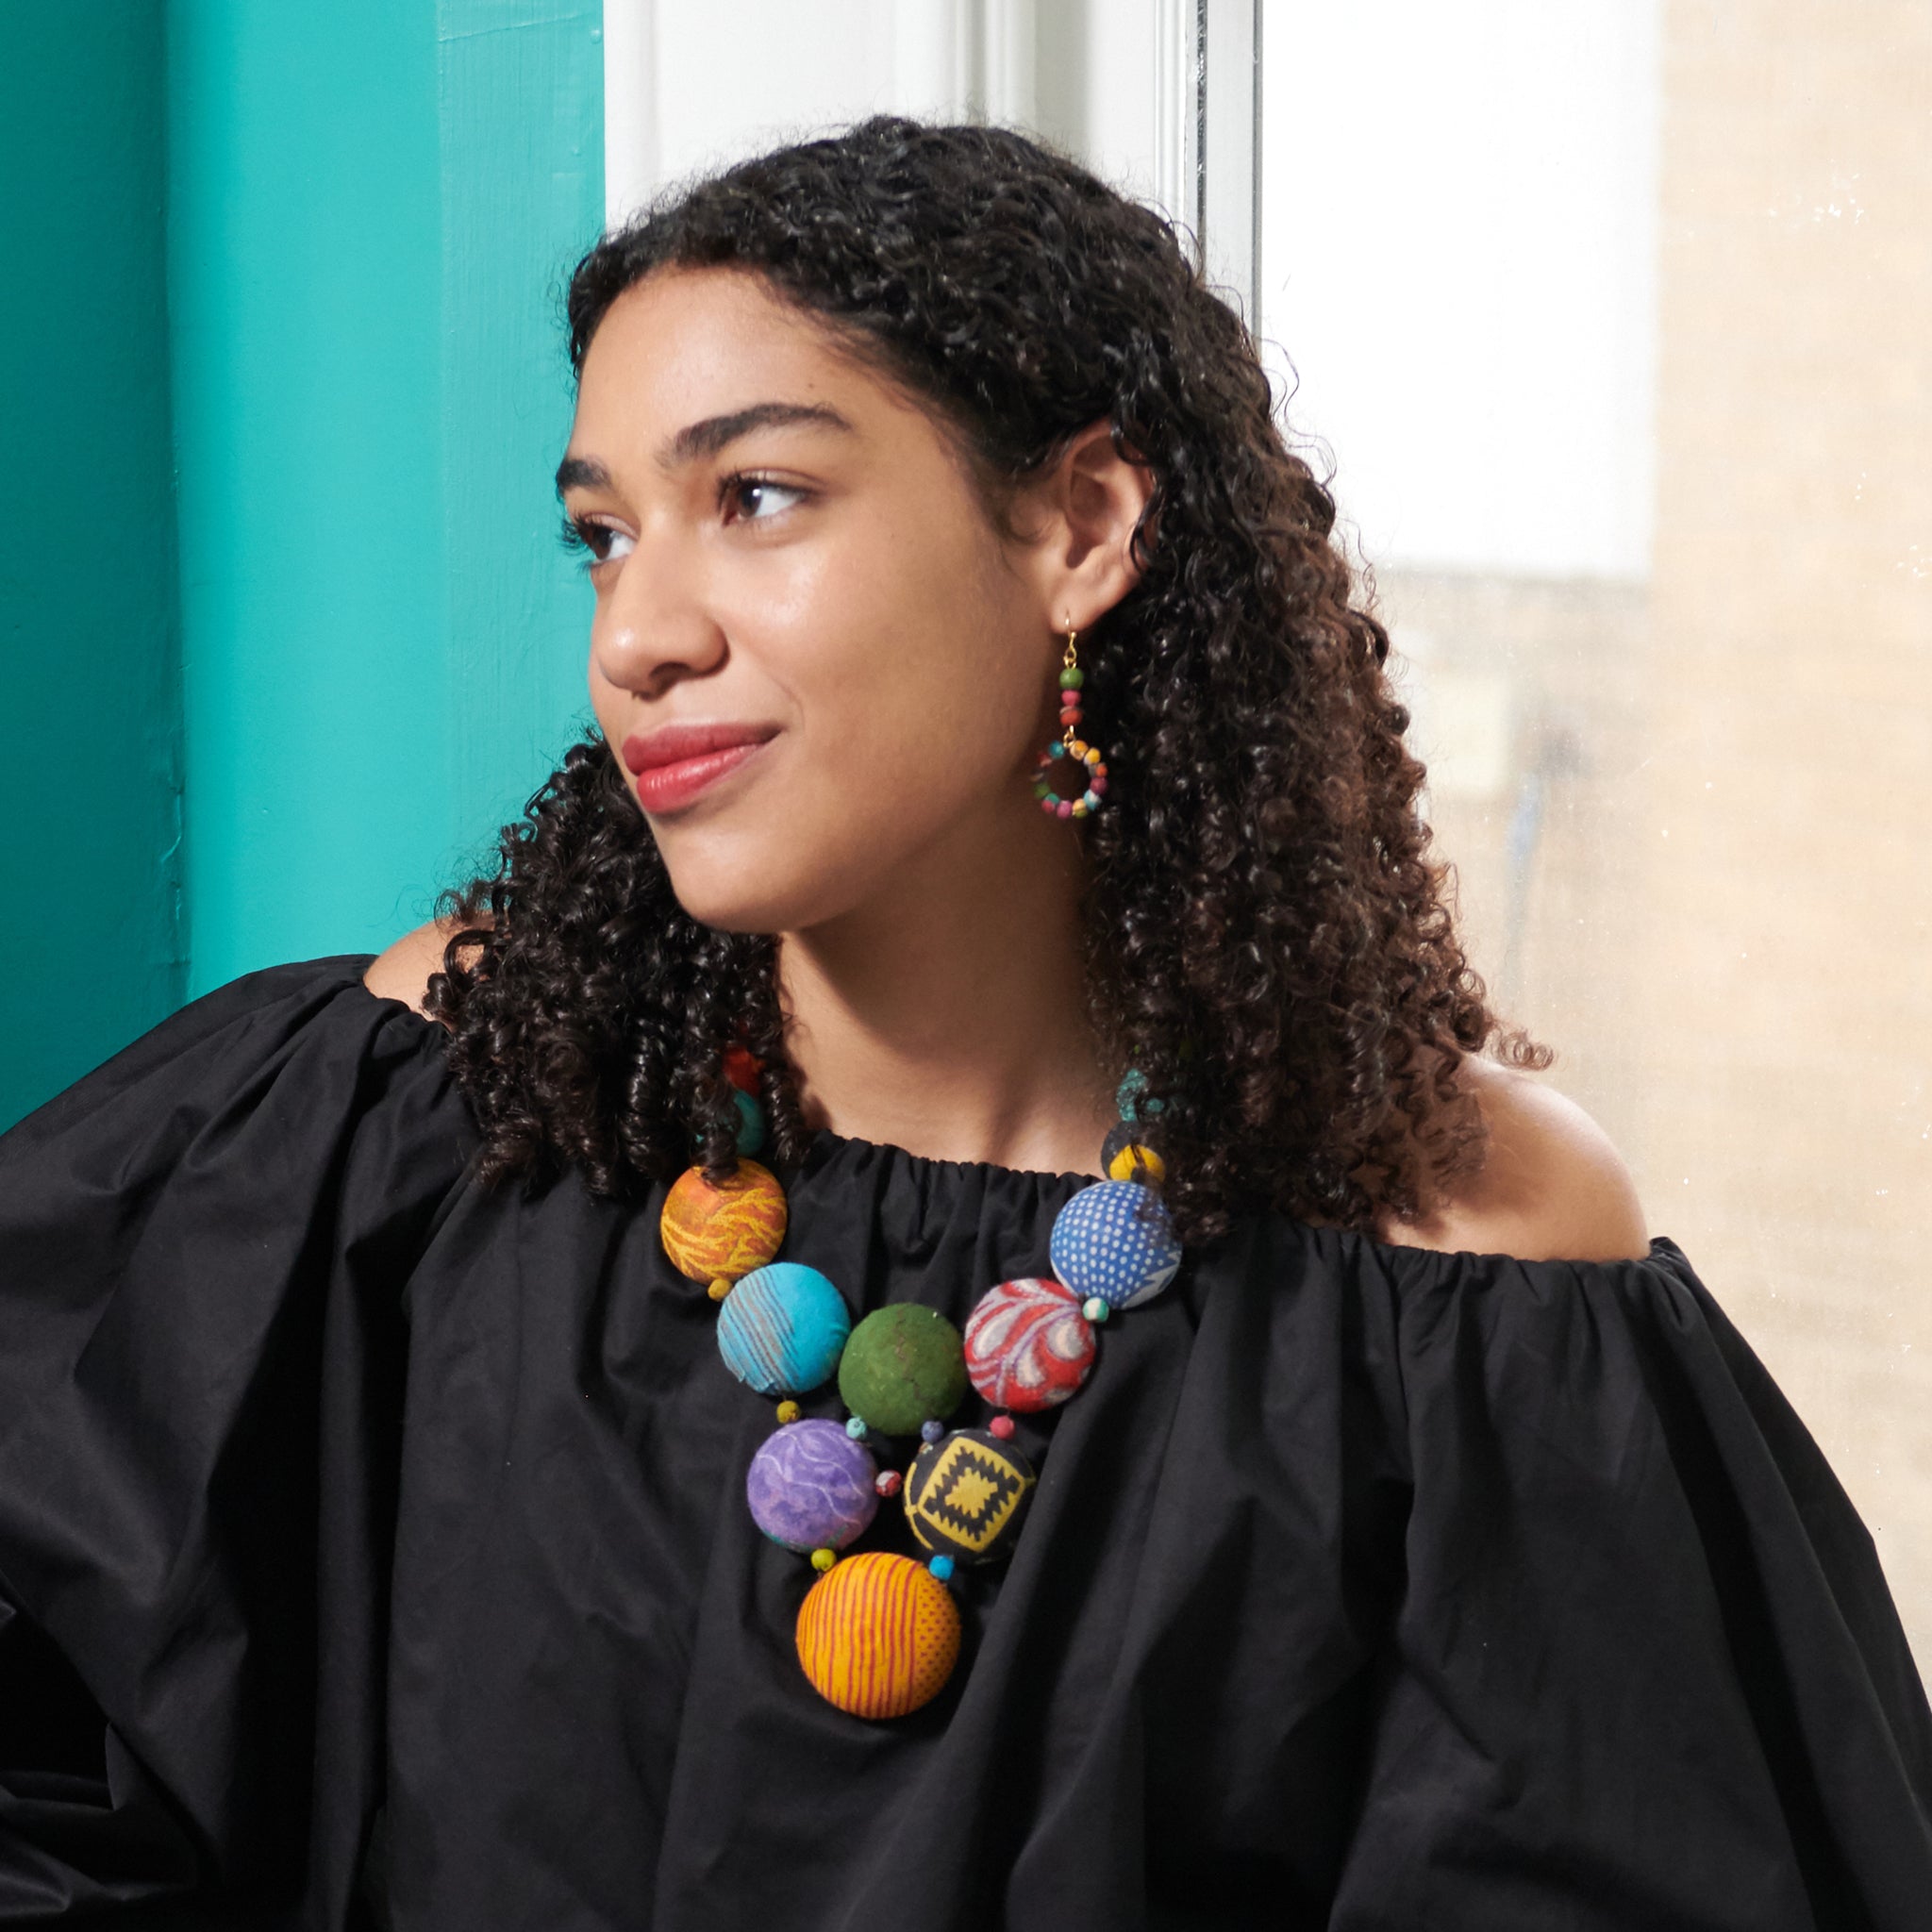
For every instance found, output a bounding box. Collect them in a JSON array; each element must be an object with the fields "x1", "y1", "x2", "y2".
[
  {"x1": 1328, "y1": 1235, "x2": 1932, "y2": 1930},
  {"x1": 0, "y1": 958, "x2": 474, "y2": 1924}
]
